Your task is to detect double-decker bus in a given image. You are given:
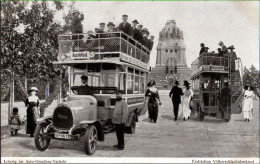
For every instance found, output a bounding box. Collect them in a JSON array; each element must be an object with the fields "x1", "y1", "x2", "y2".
[
  {"x1": 34, "y1": 32, "x2": 150, "y2": 155},
  {"x1": 190, "y1": 52, "x2": 244, "y2": 122}
]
